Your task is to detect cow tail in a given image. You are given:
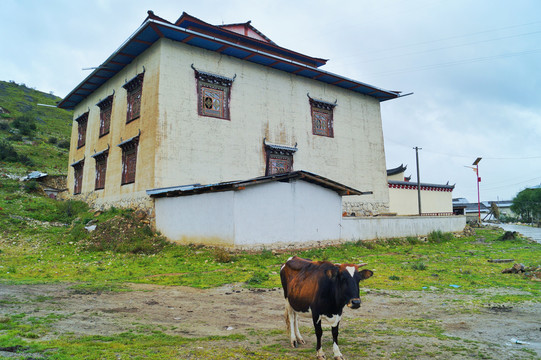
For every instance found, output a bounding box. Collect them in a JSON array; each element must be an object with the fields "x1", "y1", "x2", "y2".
[{"x1": 284, "y1": 304, "x2": 290, "y2": 332}]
